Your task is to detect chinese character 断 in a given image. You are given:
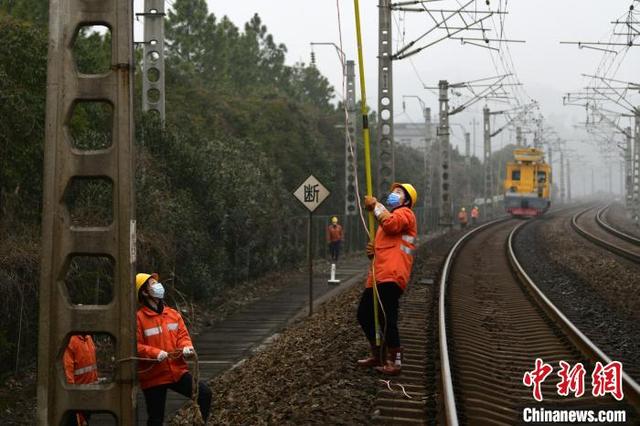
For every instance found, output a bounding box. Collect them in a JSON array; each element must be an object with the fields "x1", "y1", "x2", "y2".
[
  {"x1": 523, "y1": 358, "x2": 554, "y2": 402},
  {"x1": 304, "y1": 184, "x2": 319, "y2": 203}
]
